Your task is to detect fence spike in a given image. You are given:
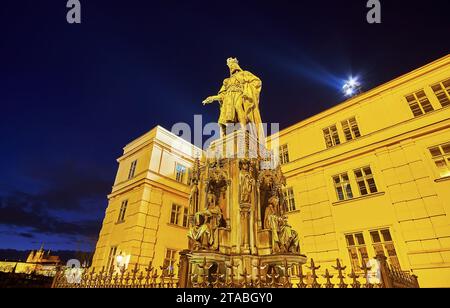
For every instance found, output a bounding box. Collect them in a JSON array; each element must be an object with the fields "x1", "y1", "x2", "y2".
[
  {"x1": 322, "y1": 269, "x2": 334, "y2": 288},
  {"x1": 307, "y1": 259, "x2": 321, "y2": 288},
  {"x1": 360, "y1": 260, "x2": 373, "y2": 289},
  {"x1": 296, "y1": 263, "x2": 307, "y2": 289},
  {"x1": 332, "y1": 259, "x2": 347, "y2": 288},
  {"x1": 348, "y1": 269, "x2": 361, "y2": 288}
]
